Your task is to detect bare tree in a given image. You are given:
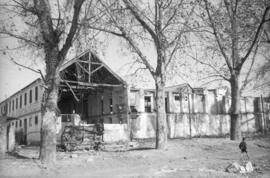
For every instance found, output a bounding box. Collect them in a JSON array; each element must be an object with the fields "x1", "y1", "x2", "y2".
[
  {"x1": 0, "y1": 0, "x2": 91, "y2": 165},
  {"x1": 85, "y1": 0, "x2": 198, "y2": 149},
  {"x1": 194, "y1": 0, "x2": 270, "y2": 140}
]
